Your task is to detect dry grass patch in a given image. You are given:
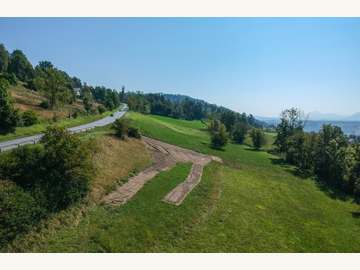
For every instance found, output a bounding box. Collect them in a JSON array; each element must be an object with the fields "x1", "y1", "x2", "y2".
[
  {"x1": 90, "y1": 135, "x2": 152, "y2": 202},
  {"x1": 9, "y1": 84, "x2": 94, "y2": 120}
]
